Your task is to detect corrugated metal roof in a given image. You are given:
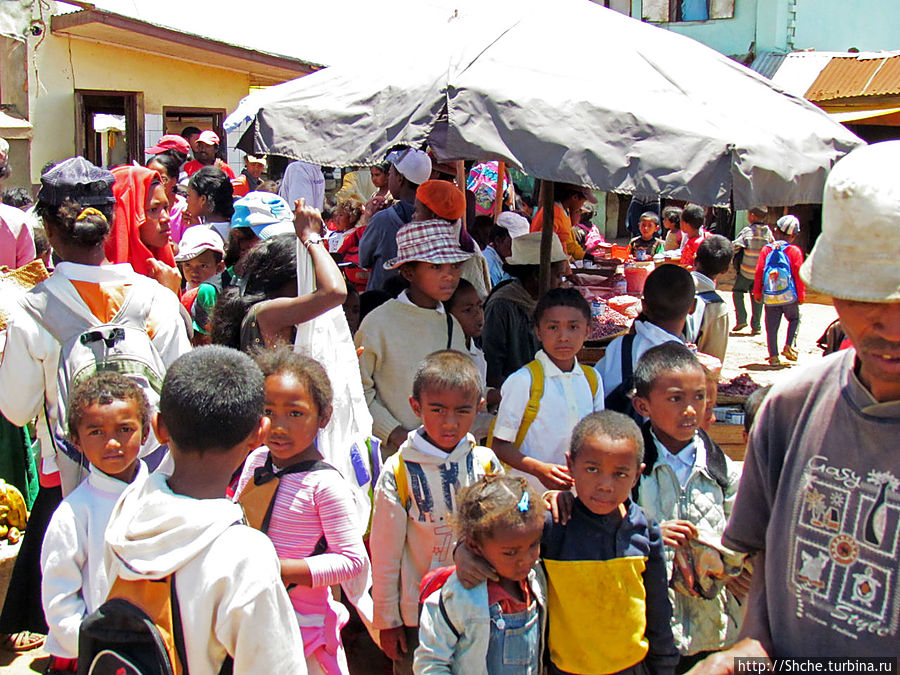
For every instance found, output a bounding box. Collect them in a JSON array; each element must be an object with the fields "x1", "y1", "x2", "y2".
[
  {"x1": 806, "y1": 54, "x2": 900, "y2": 101},
  {"x1": 768, "y1": 51, "x2": 837, "y2": 97},
  {"x1": 749, "y1": 51, "x2": 787, "y2": 80}
]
